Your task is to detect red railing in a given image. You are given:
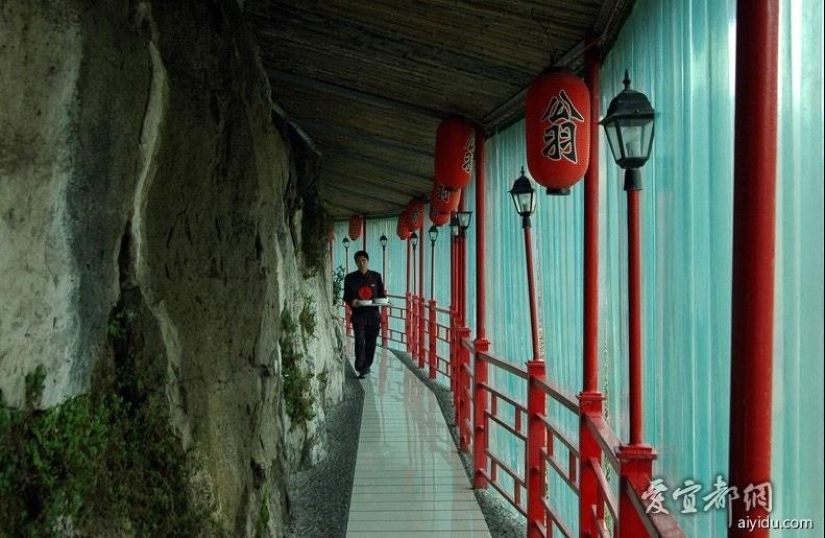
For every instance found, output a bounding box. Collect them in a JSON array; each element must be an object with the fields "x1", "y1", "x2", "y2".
[{"x1": 340, "y1": 292, "x2": 685, "y2": 537}]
